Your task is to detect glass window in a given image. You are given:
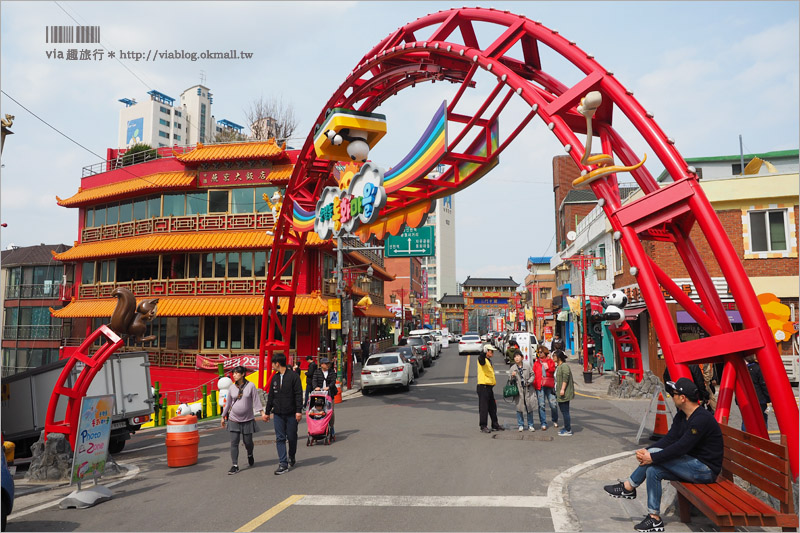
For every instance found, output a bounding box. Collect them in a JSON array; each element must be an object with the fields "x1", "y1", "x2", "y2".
[
  {"x1": 255, "y1": 187, "x2": 278, "y2": 213},
  {"x1": 208, "y1": 190, "x2": 229, "y2": 213},
  {"x1": 84, "y1": 207, "x2": 94, "y2": 227},
  {"x1": 254, "y1": 251, "x2": 267, "y2": 277},
  {"x1": 5, "y1": 307, "x2": 18, "y2": 326},
  {"x1": 188, "y1": 253, "x2": 201, "y2": 278},
  {"x1": 227, "y1": 253, "x2": 239, "y2": 277},
  {"x1": 769, "y1": 211, "x2": 787, "y2": 250},
  {"x1": 231, "y1": 188, "x2": 254, "y2": 213},
  {"x1": 241, "y1": 253, "x2": 253, "y2": 277},
  {"x1": 100, "y1": 260, "x2": 116, "y2": 283},
  {"x1": 158, "y1": 317, "x2": 167, "y2": 348},
  {"x1": 214, "y1": 253, "x2": 226, "y2": 278},
  {"x1": 119, "y1": 201, "x2": 133, "y2": 223},
  {"x1": 244, "y1": 316, "x2": 258, "y2": 349},
  {"x1": 203, "y1": 318, "x2": 215, "y2": 349},
  {"x1": 217, "y1": 317, "x2": 228, "y2": 349},
  {"x1": 750, "y1": 210, "x2": 788, "y2": 252},
  {"x1": 82, "y1": 262, "x2": 95, "y2": 284},
  {"x1": 147, "y1": 196, "x2": 161, "y2": 218},
  {"x1": 133, "y1": 199, "x2": 146, "y2": 220},
  {"x1": 202, "y1": 253, "x2": 214, "y2": 278},
  {"x1": 158, "y1": 131, "x2": 170, "y2": 139},
  {"x1": 159, "y1": 118, "x2": 170, "y2": 127},
  {"x1": 178, "y1": 317, "x2": 199, "y2": 350},
  {"x1": 106, "y1": 203, "x2": 119, "y2": 225},
  {"x1": 162, "y1": 254, "x2": 185, "y2": 279},
  {"x1": 230, "y1": 317, "x2": 242, "y2": 349},
  {"x1": 186, "y1": 191, "x2": 207, "y2": 215},
  {"x1": 163, "y1": 193, "x2": 185, "y2": 217}
]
